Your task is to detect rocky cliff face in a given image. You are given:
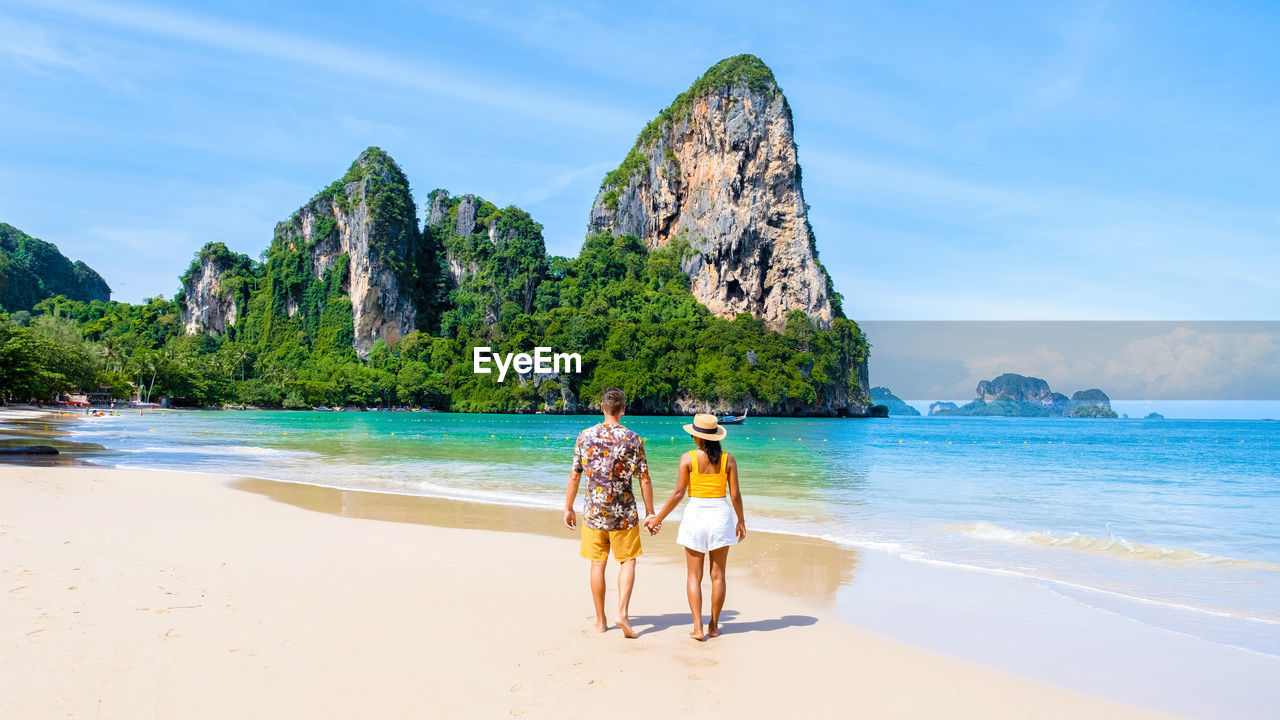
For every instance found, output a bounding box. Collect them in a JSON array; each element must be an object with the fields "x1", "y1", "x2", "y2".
[
  {"x1": 426, "y1": 190, "x2": 481, "y2": 289},
  {"x1": 180, "y1": 243, "x2": 250, "y2": 335},
  {"x1": 932, "y1": 373, "x2": 1115, "y2": 417},
  {"x1": 424, "y1": 189, "x2": 548, "y2": 322},
  {"x1": 587, "y1": 55, "x2": 838, "y2": 332},
  {"x1": 272, "y1": 148, "x2": 420, "y2": 357},
  {"x1": 1070, "y1": 388, "x2": 1112, "y2": 409},
  {"x1": 870, "y1": 386, "x2": 921, "y2": 416},
  {"x1": 976, "y1": 373, "x2": 1060, "y2": 407},
  {"x1": 929, "y1": 401, "x2": 960, "y2": 416}
]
